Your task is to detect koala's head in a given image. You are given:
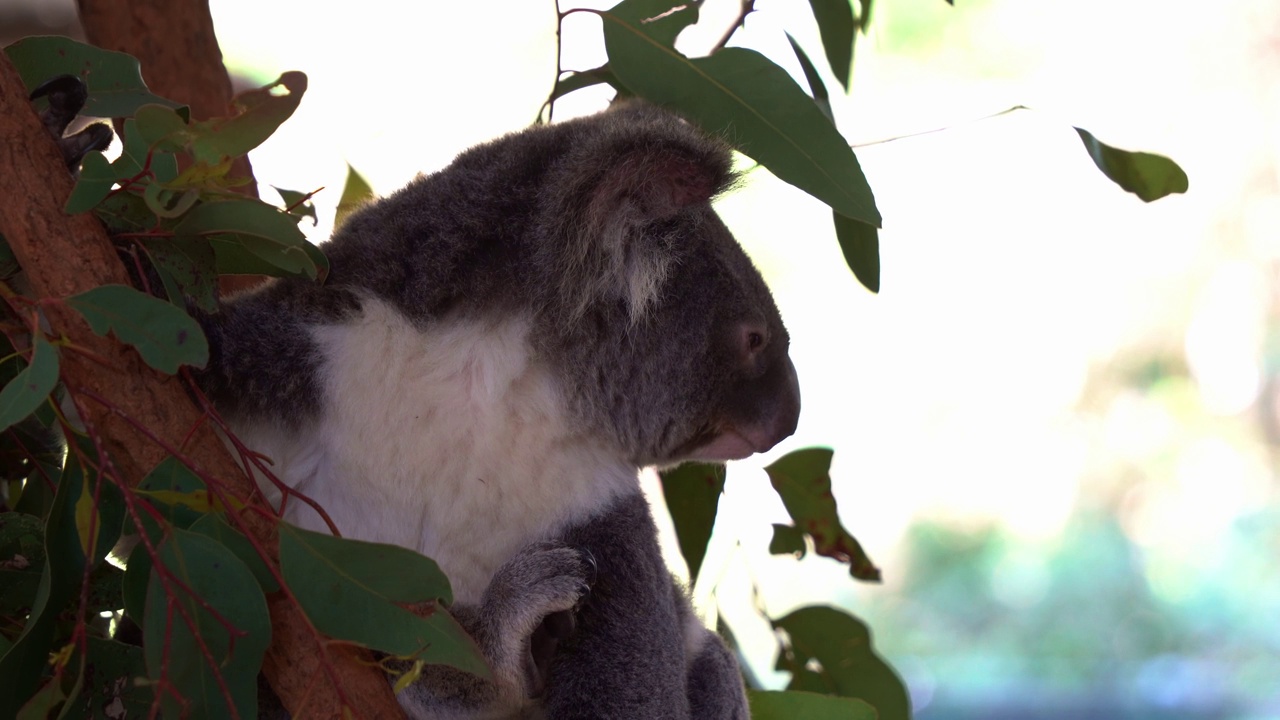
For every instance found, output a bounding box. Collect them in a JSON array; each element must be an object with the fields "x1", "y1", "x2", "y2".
[{"x1": 530, "y1": 103, "x2": 801, "y2": 467}]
